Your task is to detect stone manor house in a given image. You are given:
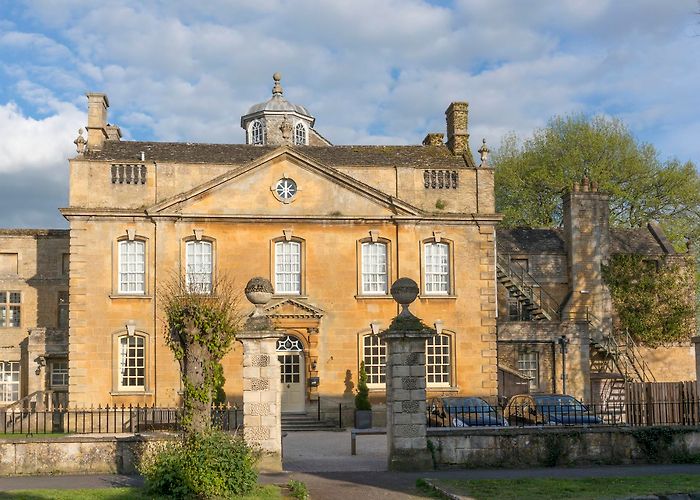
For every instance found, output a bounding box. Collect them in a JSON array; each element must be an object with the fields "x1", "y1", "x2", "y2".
[{"x1": 0, "y1": 75, "x2": 695, "y2": 413}]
